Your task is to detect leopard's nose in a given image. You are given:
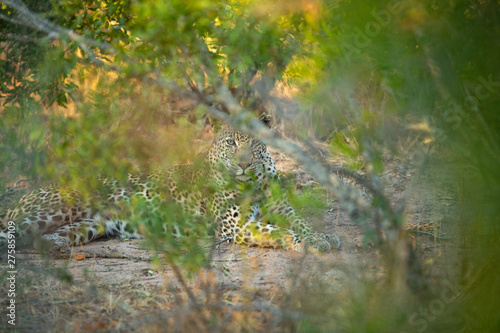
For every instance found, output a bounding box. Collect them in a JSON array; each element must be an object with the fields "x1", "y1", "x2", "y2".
[{"x1": 238, "y1": 162, "x2": 251, "y2": 171}]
